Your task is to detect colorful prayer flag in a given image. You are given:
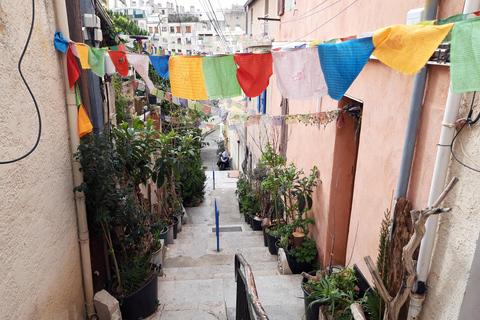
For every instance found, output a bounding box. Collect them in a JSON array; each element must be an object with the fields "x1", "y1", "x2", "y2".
[
  {"x1": 169, "y1": 56, "x2": 208, "y2": 100},
  {"x1": 373, "y1": 24, "x2": 453, "y2": 75}
]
